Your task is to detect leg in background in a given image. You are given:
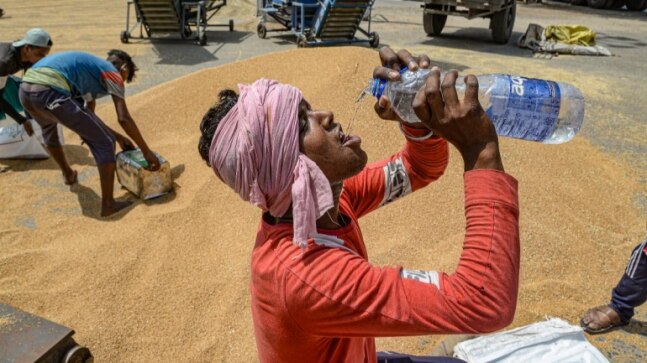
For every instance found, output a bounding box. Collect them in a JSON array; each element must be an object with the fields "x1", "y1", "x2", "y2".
[
  {"x1": 581, "y1": 237, "x2": 647, "y2": 333},
  {"x1": 610, "y1": 238, "x2": 647, "y2": 322},
  {"x1": 46, "y1": 145, "x2": 77, "y2": 185},
  {"x1": 19, "y1": 87, "x2": 77, "y2": 185},
  {"x1": 97, "y1": 162, "x2": 132, "y2": 217}
]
